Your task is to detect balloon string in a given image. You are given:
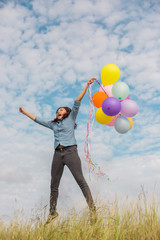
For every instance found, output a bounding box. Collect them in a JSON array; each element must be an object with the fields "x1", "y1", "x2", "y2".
[
  {"x1": 84, "y1": 80, "x2": 110, "y2": 181},
  {"x1": 84, "y1": 86, "x2": 94, "y2": 180},
  {"x1": 94, "y1": 79, "x2": 109, "y2": 97}
]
